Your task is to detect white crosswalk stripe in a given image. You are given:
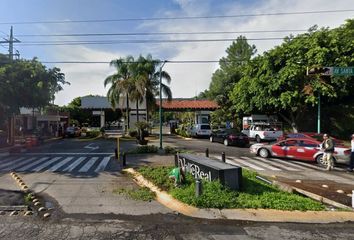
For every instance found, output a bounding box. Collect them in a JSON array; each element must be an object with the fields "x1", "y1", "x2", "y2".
[
  {"x1": 62, "y1": 157, "x2": 86, "y2": 172},
  {"x1": 78, "y1": 157, "x2": 99, "y2": 172},
  {"x1": 1, "y1": 155, "x2": 113, "y2": 173},
  {"x1": 1, "y1": 157, "x2": 36, "y2": 171},
  {"x1": 211, "y1": 154, "x2": 320, "y2": 172},
  {"x1": 94, "y1": 157, "x2": 110, "y2": 173},
  {"x1": 32, "y1": 157, "x2": 62, "y2": 172},
  {"x1": 224, "y1": 156, "x2": 265, "y2": 170},
  {"x1": 17, "y1": 157, "x2": 50, "y2": 171},
  {"x1": 0, "y1": 157, "x2": 26, "y2": 170},
  {"x1": 240, "y1": 157, "x2": 281, "y2": 171},
  {"x1": 254, "y1": 157, "x2": 307, "y2": 171},
  {"x1": 48, "y1": 157, "x2": 74, "y2": 172}
]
